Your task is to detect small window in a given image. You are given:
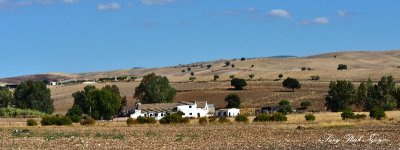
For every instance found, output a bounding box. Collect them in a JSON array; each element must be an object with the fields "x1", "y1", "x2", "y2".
[
  {"x1": 189, "y1": 106, "x2": 192, "y2": 108},
  {"x1": 161, "y1": 113, "x2": 163, "y2": 116},
  {"x1": 189, "y1": 113, "x2": 192, "y2": 115}
]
